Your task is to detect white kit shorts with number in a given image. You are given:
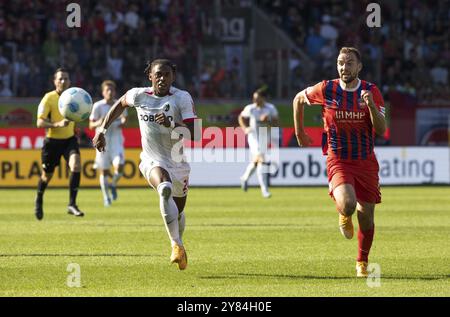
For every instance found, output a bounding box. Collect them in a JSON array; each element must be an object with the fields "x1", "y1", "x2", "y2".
[{"x1": 139, "y1": 157, "x2": 190, "y2": 197}]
